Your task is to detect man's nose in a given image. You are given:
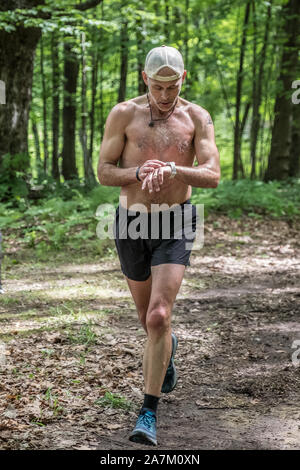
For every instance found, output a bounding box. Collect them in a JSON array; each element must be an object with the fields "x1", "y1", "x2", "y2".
[{"x1": 161, "y1": 89, "x2": 168, "y2": 100}]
